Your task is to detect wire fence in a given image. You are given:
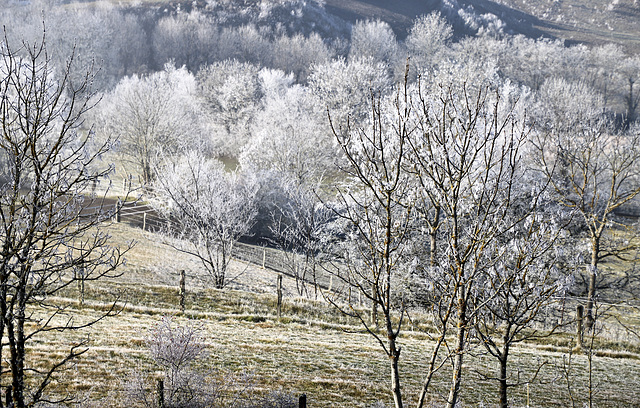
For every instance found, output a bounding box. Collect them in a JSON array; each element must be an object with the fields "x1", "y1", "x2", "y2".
[
  {"x1": 82, "y1": 179, "x2": 640, "y2": 343},
  {"x1": 90, "y1": 183, "x2": 327, "y2": 290}
]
